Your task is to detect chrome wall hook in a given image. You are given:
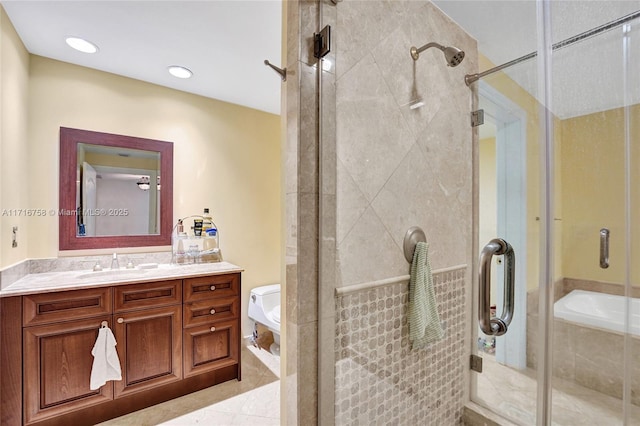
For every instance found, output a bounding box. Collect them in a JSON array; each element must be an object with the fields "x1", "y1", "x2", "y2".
[
  {"x1": 403, "y1": 226, "x2": 426, "y2": 263},
  {"x1": 264, "y1": 59, "x2": 286, "y2": 82}
]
